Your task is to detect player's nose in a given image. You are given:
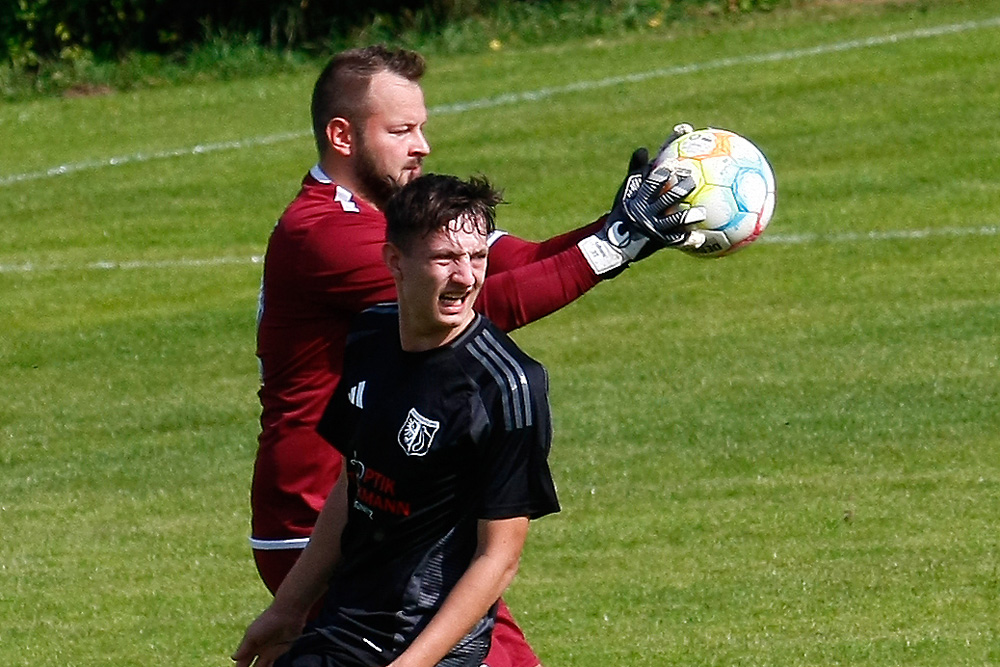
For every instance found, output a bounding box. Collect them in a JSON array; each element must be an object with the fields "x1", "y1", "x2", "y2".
[
  {"x1": 412, "y1": 129, "x2": 430, "y2": 157},
  {"x1": 451, "y1": 257, "x2": 475, "y2": 286}
]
